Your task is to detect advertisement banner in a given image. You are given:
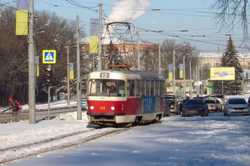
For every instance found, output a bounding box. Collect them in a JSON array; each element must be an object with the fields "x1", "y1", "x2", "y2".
[
  {"x1": 69, "y1": 63, "x2": 74, "y2": 80},
  {"x1": 210, "y1": 67, "x2": 235, "y2": 81},
  {"x1": 88, "y1": 36, "x2": 99, "y2": 54},
  {"x1": 179, "y1": 64, "x2": 184, "y2": 79},
  {"x1": 16, "y1": 10, "x2": 28, "y2": 36},
  {"x1": 168, "y1": 64, "x2": 173, "y2": 81}
]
